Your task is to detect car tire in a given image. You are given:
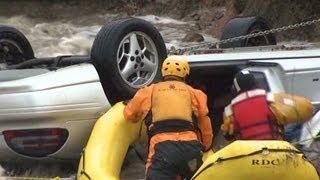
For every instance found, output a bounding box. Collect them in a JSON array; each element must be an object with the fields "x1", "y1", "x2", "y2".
[
  {"x1": 0, "y1": 25, "x2": 34, "y2": 65},
  {"x1": 91, "y1": 18, "x2": 167, "y2": 104},
  {"x1": 220, "y1": 16, "x2": 277, "y2": 48}
]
